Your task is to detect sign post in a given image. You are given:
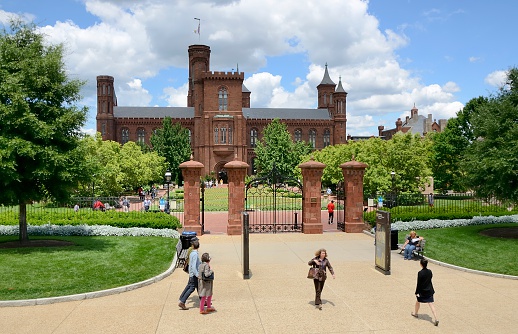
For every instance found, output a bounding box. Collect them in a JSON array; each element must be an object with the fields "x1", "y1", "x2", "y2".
[{"x1": 375, "y1": 210, "x2": 391, "y2": 275}]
